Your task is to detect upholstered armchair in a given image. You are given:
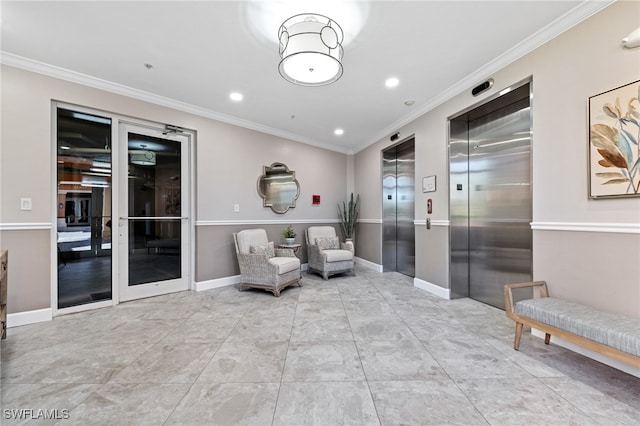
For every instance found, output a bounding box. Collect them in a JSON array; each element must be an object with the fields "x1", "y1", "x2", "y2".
[
  {"x1": 233, "y1": 229, "x2": 302, "y2": 297},
  {"x1": 305, "y1": 226, "x2": 355, "y2": 280}
]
